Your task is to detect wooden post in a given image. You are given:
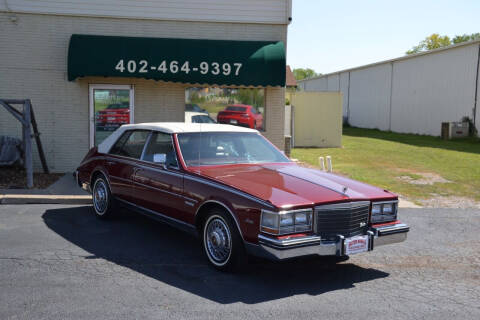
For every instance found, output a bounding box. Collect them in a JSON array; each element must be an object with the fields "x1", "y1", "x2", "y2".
[
  {"x1": 29, "y1": 100, "x2": 49, "y2": 174},
  {"x1": 23, "y1": 100, "x2": 33, "y2": 188},
  {"x1": 284, "y1": 135, "x2": 291, "y2": 157}
]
